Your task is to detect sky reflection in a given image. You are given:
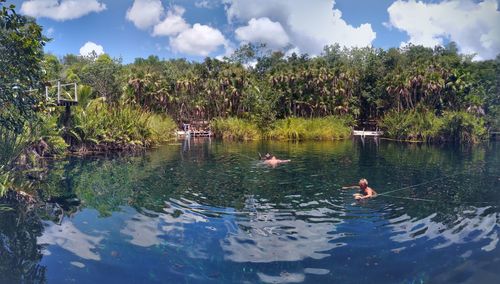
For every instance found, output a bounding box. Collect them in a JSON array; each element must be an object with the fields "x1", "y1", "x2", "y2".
[{"x1": 38, "y1": 220, "x2": 104, "y2": 261}]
